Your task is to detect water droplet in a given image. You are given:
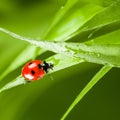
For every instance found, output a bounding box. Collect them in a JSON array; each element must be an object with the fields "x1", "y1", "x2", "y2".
[
  {"x1": 97, "y1": 53, "x2": 100, "y2": 57},
  {"x1": 61, "y1": 6, "x2": 64, "y2": 9},
  {"x1": 104, "y1": 63, "x2": 114, "y2": 67},
  {"x1": 80, "y1": 58, "x2": 87, "y2": 62},
  {"x1": 69, "y1": 51, "x2": 75, "y2": 56},
  {"x1": 66, "y1": 49, "x2": 75, "y2": 56},
  {"x1": 88, "y1": 52, "x2": 95, "y2": 55},
  {"x1": 49, "y1": 74, "x2": 54, "y2": 81},
  {"x1": 88, "y1": 33, "x2": 93, "y2": 39}
]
